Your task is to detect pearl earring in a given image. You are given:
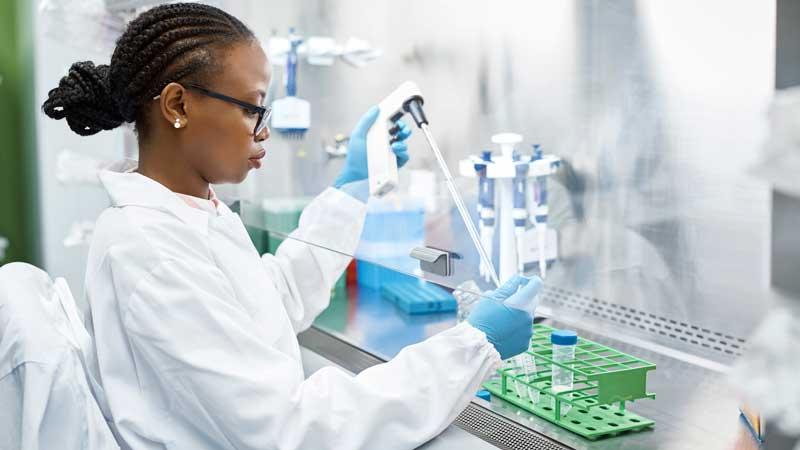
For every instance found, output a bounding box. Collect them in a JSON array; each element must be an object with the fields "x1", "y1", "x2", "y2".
[{"x1": 174, "y1": 118, "x2": 181, "y2": 129}]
